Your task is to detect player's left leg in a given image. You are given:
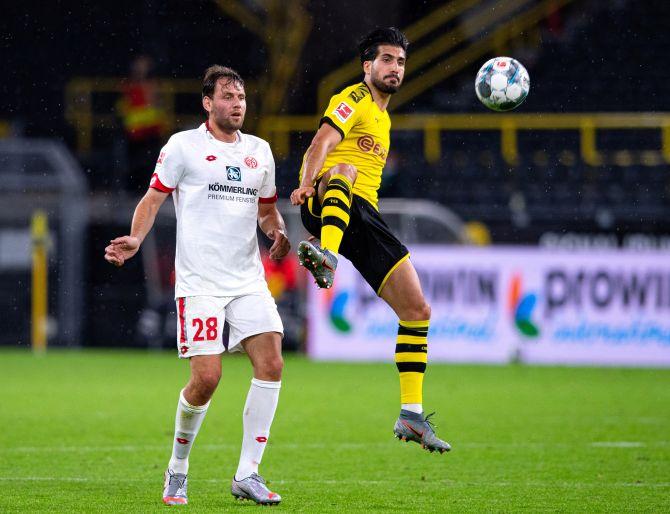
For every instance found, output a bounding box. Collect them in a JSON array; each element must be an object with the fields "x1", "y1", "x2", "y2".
[
  {"x1": 225, "y1": 291, "x2": 284, "y2": 505},
  {"x1": 379, "y1": 259, "x2": 451, "y2": 453},
  {"x1": 231, "y1": 332, "x2": 283, "y2": 505}
]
